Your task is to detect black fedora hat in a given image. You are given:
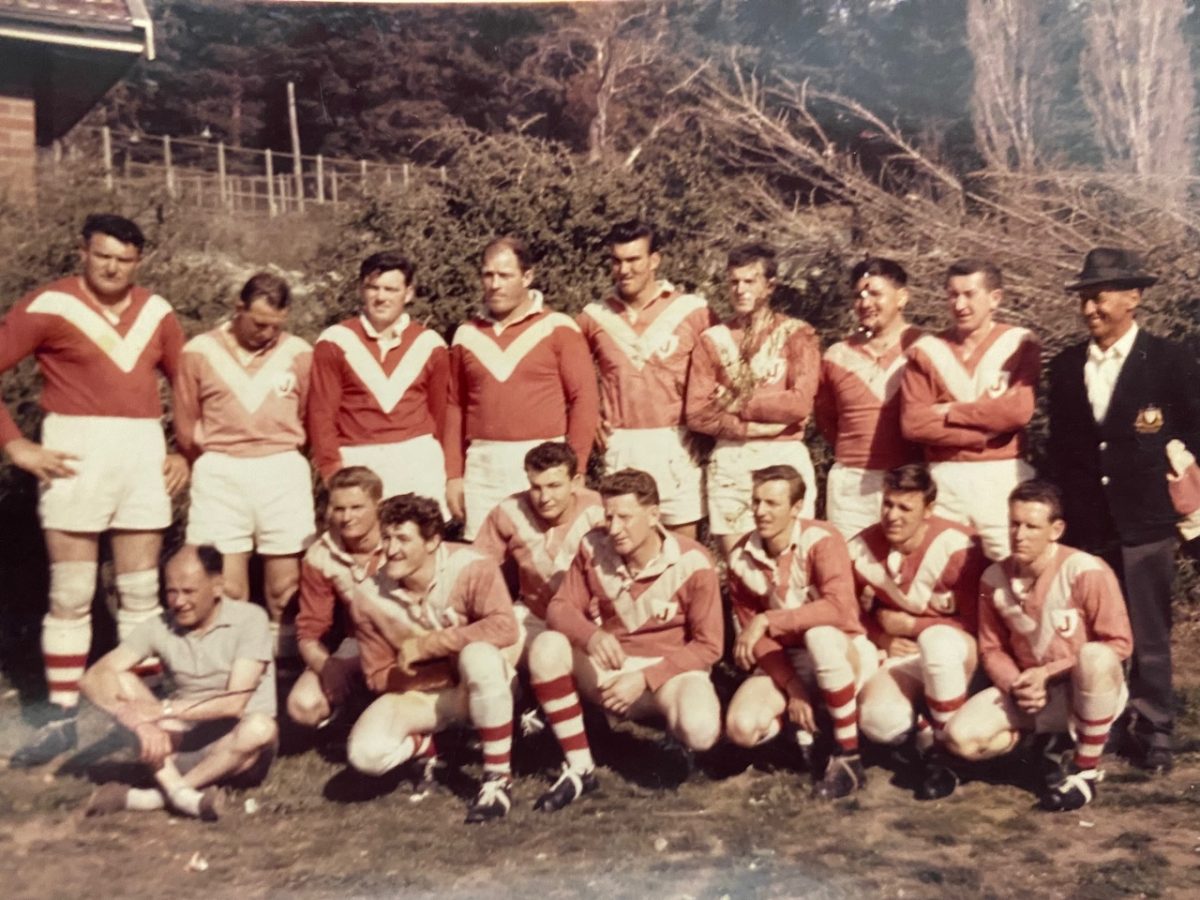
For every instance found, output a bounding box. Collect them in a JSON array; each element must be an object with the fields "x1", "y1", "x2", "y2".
[{"x1": 1065, "y1": 247, "x2": 1158, "y2": 292}]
